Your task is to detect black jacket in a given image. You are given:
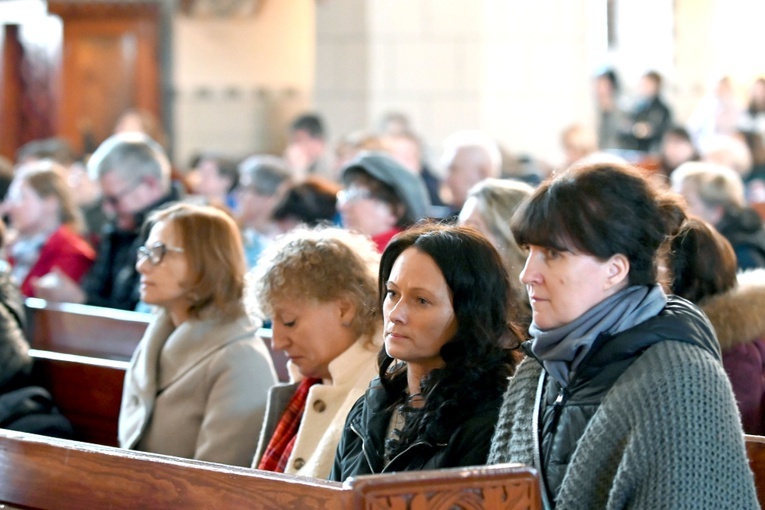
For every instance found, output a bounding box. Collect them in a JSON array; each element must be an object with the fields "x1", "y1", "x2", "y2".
[
  {"x1": 533, "y1": 295, "x2": 719, "y2": 505},
  {"x1": 621, "y1": 95, "x2": 673, "y2": 153},
  {"x1": 329, "y1": 377, "x2": 503, "y2": 481},
  {"x1": 82, "y1": 187, "x2": 181, "y2": 311},
  {"x1": 717, "y1": 207, "x2": 765, "y2": 270},
  {"x1": 0, "y1": 261, "x2": 31, "y2": 394}
]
